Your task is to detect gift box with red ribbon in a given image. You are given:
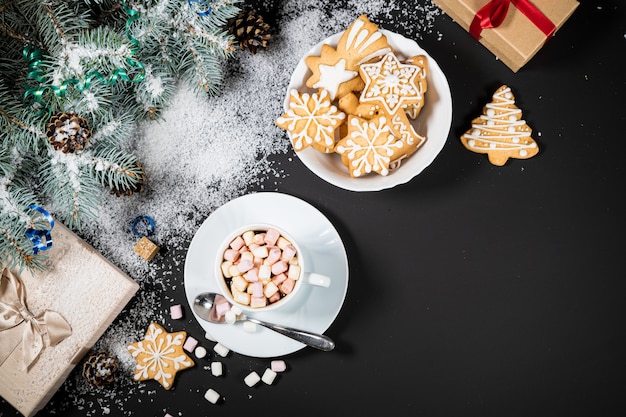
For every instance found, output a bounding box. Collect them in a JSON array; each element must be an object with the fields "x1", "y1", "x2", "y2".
[
  {"x1": 433, "y1": 0, "x2": 579, "y2": 72},
  {"x1": 0, "y1": 223, "x2": 138, "y2": 417}
]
